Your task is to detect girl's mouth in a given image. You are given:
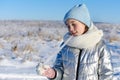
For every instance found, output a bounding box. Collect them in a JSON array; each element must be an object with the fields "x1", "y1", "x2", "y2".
[{"x1": 71, "y1": 32, "x2": 77, "y2": 36}]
